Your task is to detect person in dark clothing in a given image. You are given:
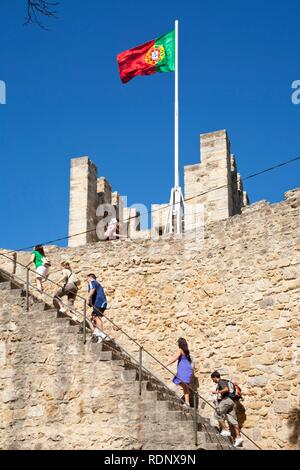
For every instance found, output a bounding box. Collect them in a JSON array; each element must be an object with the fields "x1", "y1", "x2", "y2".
[
  {"x1": 211, "y1": 371, "x2": 244, "y2": 447},
  {"x1": 86, "y1": 274, "x2": 108, "y2": 342}
]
